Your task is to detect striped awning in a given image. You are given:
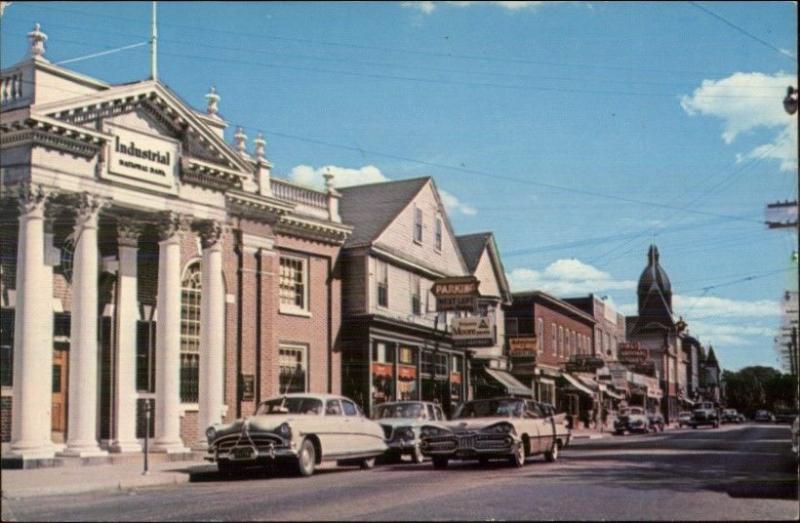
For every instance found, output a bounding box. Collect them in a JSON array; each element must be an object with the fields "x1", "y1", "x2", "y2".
[
  {"x1": 561, "y1": 372, "x2": 596, "y2": 397},
  {"x1": 484, "y1": 368, "x2": 534, "y2": 397}
]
